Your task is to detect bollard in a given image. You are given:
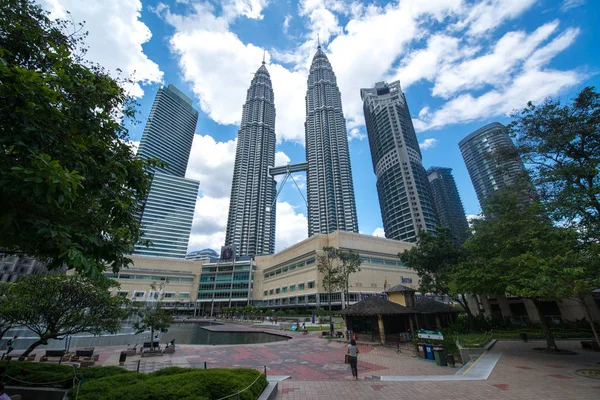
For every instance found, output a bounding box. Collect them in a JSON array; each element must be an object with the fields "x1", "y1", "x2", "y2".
[
  {"x1": 204, "y1": 361, "x2": 207, "y2": 369},
  {"x1": 136, "y1": 360, "x2": 141, "y2": 372},
  {"x1": 264, "y1": 365, "x2": 267, "y2": 379}
]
